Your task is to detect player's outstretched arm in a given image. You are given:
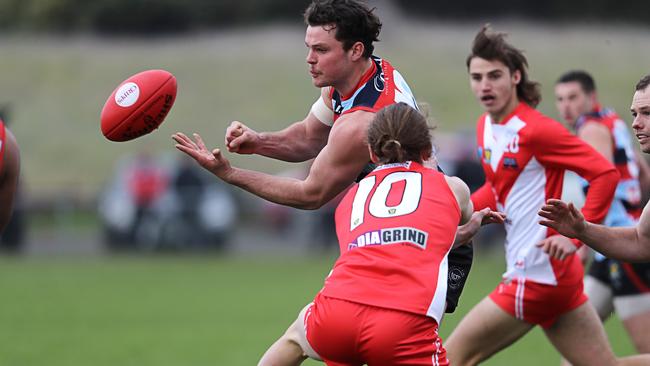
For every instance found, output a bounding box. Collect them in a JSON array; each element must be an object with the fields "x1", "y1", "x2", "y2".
[
  {"x1": 174, "y1": 111, "x2": 372, "y2": 210},
  {"x1": 0, "y1": 129, "x2": 20, "y2": 233},
  {"x1": 446, "y1": 176, "x2": 505, "y2": 248},
  {"x1": 539, "y1": 198, "x2": 650, "y2": 262},
  {"x1": 225, "y1": 91, "x2": 333, "y2": 162}
]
